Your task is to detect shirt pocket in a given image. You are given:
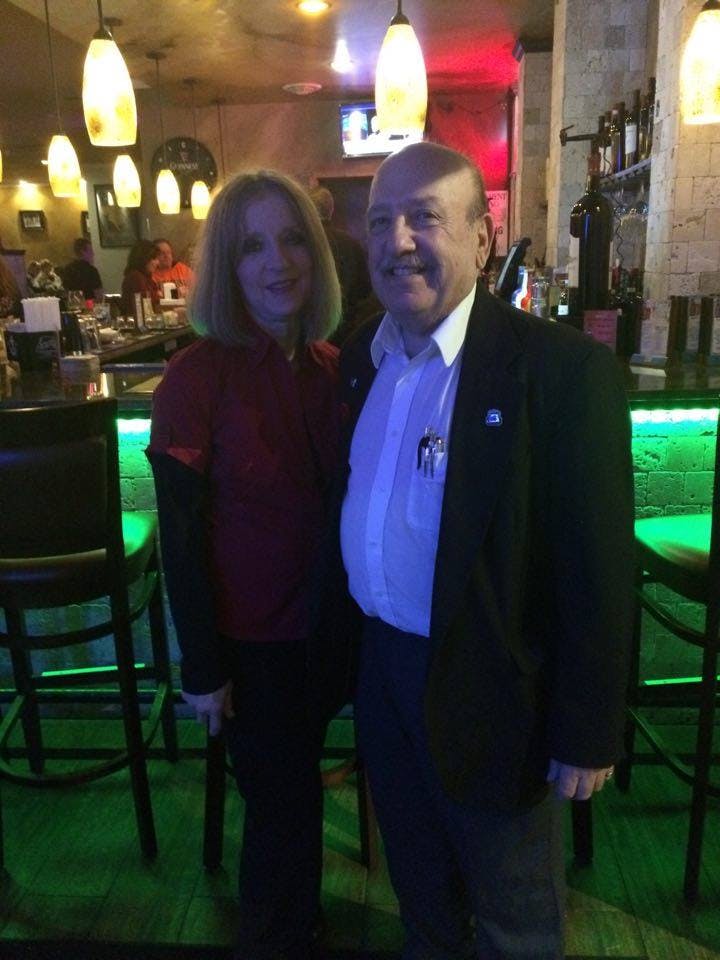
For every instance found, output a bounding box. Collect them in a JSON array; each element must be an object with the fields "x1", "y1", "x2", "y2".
[{"x1": 406, "y1": 451, "x2": 447, "y2": 532}]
